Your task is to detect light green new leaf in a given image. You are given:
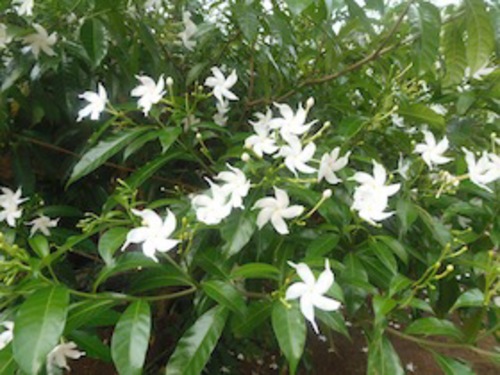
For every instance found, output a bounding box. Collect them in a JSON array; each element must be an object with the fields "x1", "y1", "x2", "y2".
[
  {"x1": 272, "y1": 301, "x2": 306, "y2": 375},
  {"x1": 433, "y1": 353, "x2": 475, "y2": 375},
  {"x1": 451, "y1": 288, "x2": 485, "y2": 311},
  {"x1": 68, "y1": 128, "x2": 147, "y2": 186},
  {"x1": 166, "y1": 306, "x2": 229, "y2": 375},
  {"x1": 405, "y1": 317, "x2": 463, "y2": 341},
  {"x1": 367, "y1": 335, "x2": 404, "y2": 375},
  {"x1": 464, "y1": 0, "x2": 495, "y2": 75},
  {"x1": 202, "y1": 280, "x2": 247, "y2": 316},
  {"x1": 98, "y1": 227, "x2": 129, "y2": 266},
  {"x1": 12, "y1": 286, "x2": 69, "y2": 375},
  {"x1": 409, "y1": 2, "x2": 441, "y2": 75},
  {"x1": 221, "y1": 210, "x2": 256, "y2": 257},
  {"x1": 111, "y1": 300, "x2": 151, "y2": 375},
  {"x1": 28, "y1": 235, "x2": 49, "y2": 259},
  {"x1": 80, "y1": 18, "x2": 109, "y2": 68}
]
